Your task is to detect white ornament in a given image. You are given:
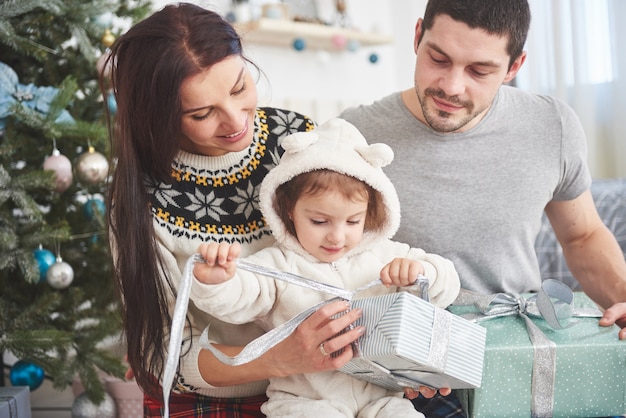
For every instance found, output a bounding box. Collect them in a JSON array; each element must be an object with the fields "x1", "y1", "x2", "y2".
[
  {"x1": 71, "y1": 392, "x2": 116, "y2": 418},
  {"x1": 76, "y1": 146, "x2": 109, "y2": 185},
  {"x1": 47, "y1": 256, "x2": 74, "y2": 289}
]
